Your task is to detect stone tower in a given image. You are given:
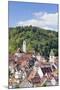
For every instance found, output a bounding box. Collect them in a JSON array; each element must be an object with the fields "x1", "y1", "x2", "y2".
[{"x1": 23, "y1": 40, "x2": 26, "y2": 53}]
